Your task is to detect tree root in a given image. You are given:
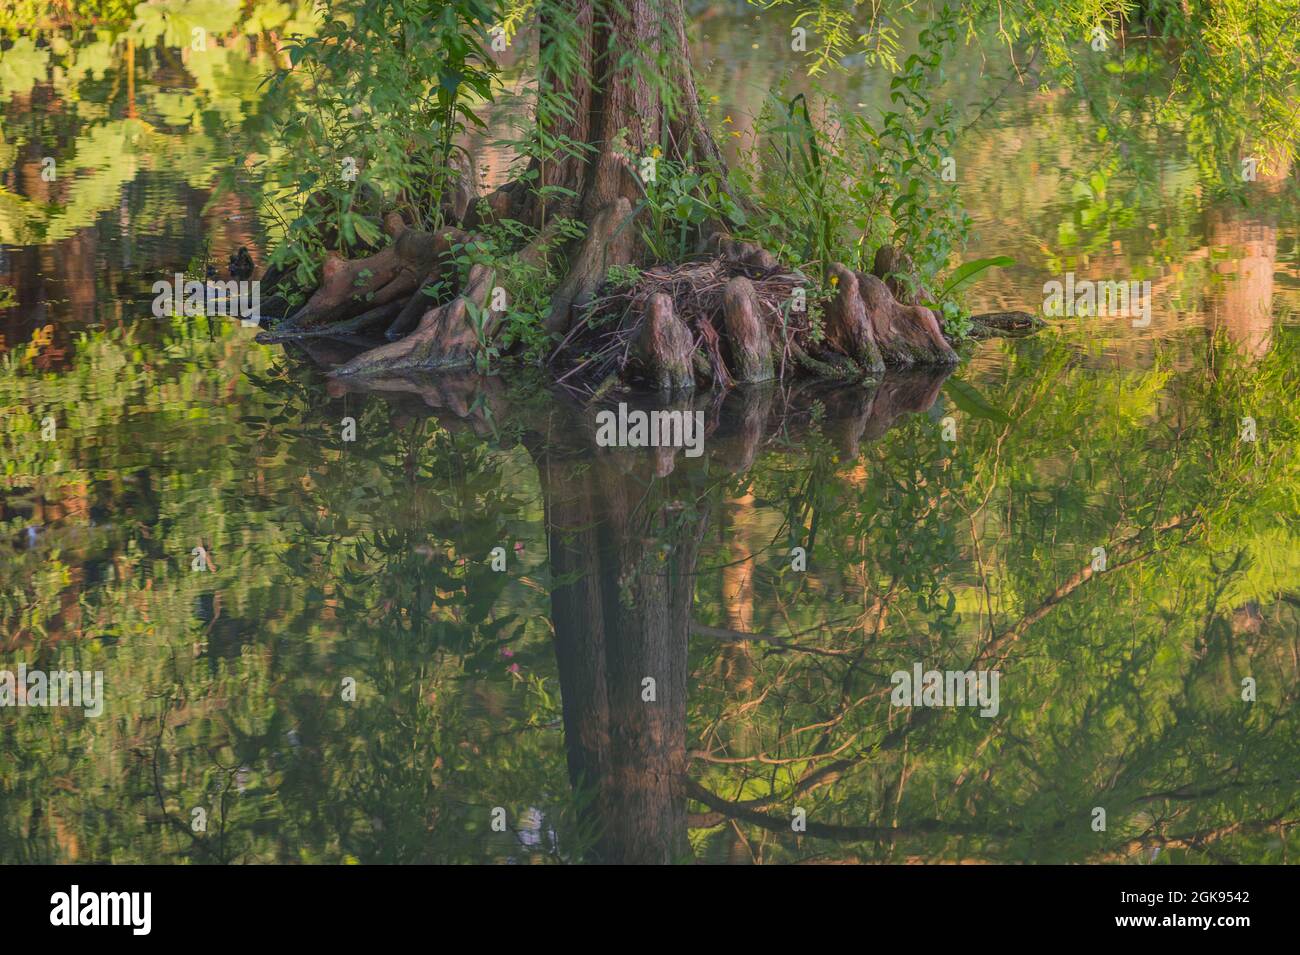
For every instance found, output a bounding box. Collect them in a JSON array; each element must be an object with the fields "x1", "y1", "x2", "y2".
[
  {"x1": 638, "y1": 293, "x2": 695, "y2": 392},
  {"x1": 857, "y1": 270, "x2": 959, "y2": 365},
  {"x1": 824, "y1": 264, "x2": 886, "y2": 373},
  {"x1": 872, "y1": 244, "x2": 934, "y2": 305},
  {"x1": 711, "y1": 236, "x2": 779, "y2": 271},
  {"x1": 822, "y1": 262, "x2": 958, "y2": 368},
  {"x1": 383, "y1": 273, "x2": 440, "y2": 340},
  {"x1": 333, "y1": 261, "x2": 497, "y2": 377},
  {"x1": 441, "y1": 150, "x2": 478, "y2": 226},
  {"x1": 283, "y1": 299, "x2": 406, "y2": 340},
  {"x1": 259, "y1": 214, "x2": 465, "y2": 343},
  {"x1": 720, "y1": 277, "x2": 773, "y2": 383},
  {"x1": 466, "y1": 177, "x2": 539, "y2": 231},
  {"x1": 269, "y1": 199, "x2": 1011, "y2": 389},
  {"x1": 546, "y1": 197, "x2": 635, "y2": 335}
]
